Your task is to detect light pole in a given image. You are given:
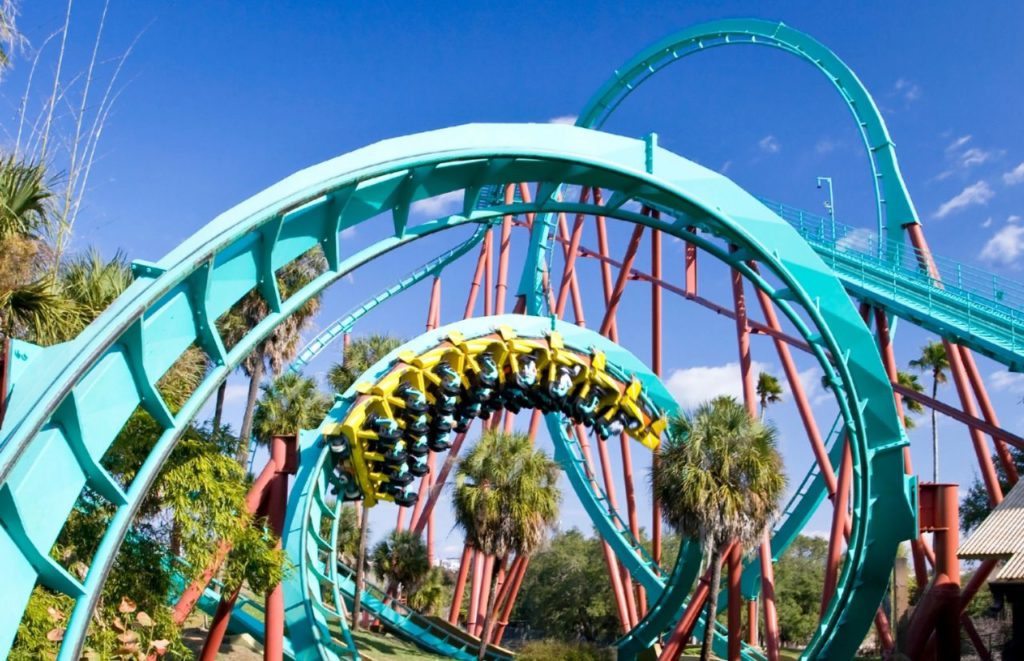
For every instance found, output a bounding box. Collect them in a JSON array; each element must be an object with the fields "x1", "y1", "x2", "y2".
[{"x1": 816, "y1": 176, "x2": 835, "y2": 240}]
